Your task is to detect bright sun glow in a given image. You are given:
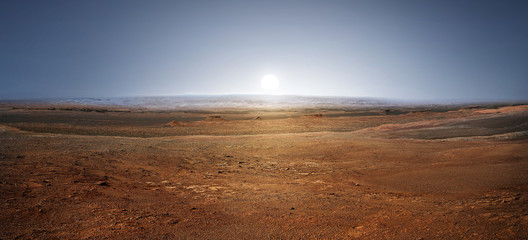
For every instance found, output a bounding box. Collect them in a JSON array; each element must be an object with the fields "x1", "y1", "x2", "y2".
[{"x1": 261, "y1": 74, "x2": 280, "y2": 90}]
